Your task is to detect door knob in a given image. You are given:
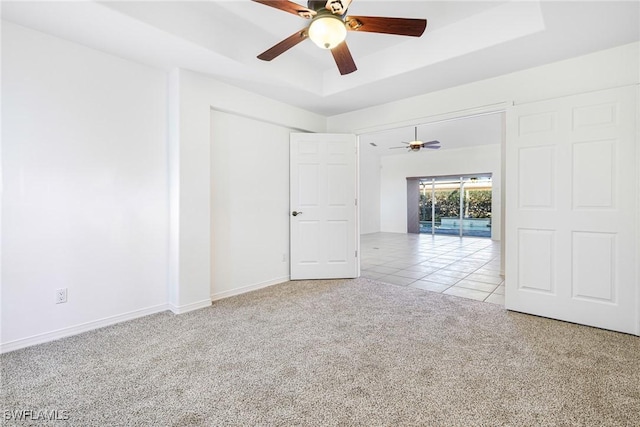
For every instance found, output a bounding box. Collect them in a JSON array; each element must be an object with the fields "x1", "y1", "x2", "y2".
[{"x1": 292, "y1": 211, "x2": 303, "y2": 216}]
